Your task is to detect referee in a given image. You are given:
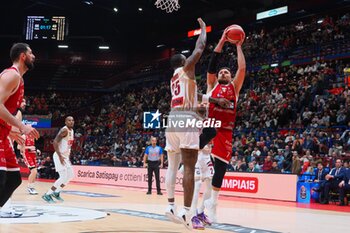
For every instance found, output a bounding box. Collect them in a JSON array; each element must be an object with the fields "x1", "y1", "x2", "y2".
[{"x1": 143, "y1": 137, "x2": 164, "y2": 195}]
